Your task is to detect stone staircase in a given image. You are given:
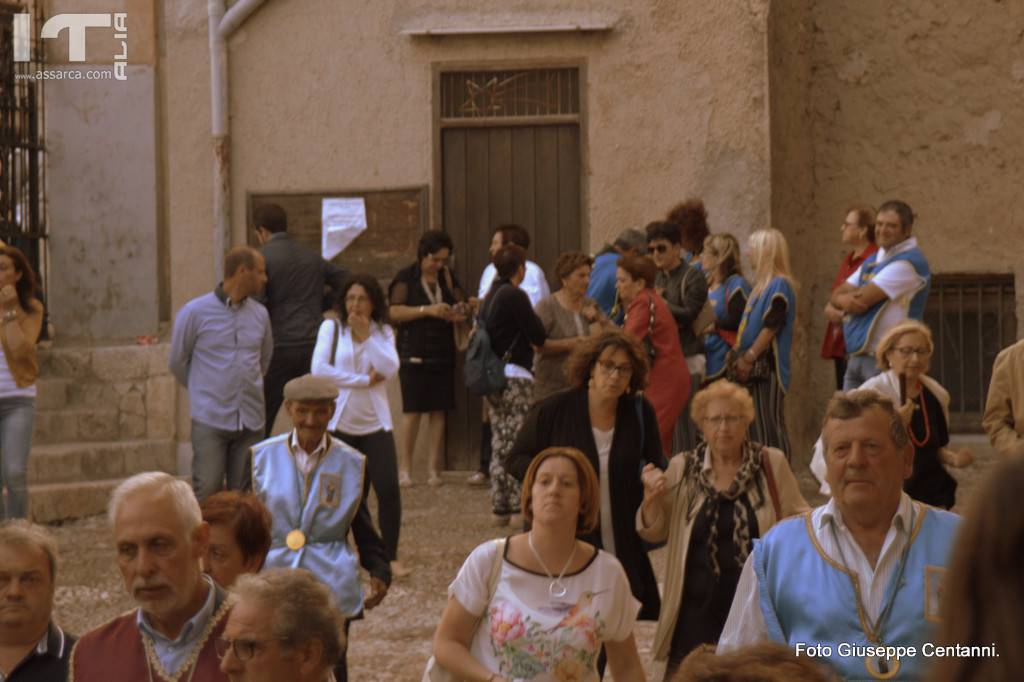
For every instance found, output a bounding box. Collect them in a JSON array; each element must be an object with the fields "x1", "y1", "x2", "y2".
[{"x1": 27, "y1": 342, "x2": 179, "y2": 522}]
